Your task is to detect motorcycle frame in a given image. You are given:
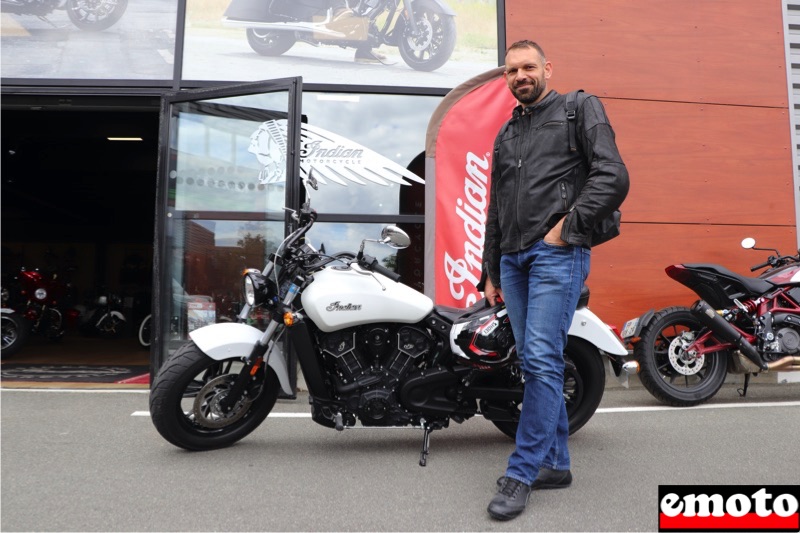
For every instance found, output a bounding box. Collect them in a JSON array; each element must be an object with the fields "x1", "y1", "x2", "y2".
[{"x1": 685, "y1": 286, "x2": 800, "y2": 360}]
